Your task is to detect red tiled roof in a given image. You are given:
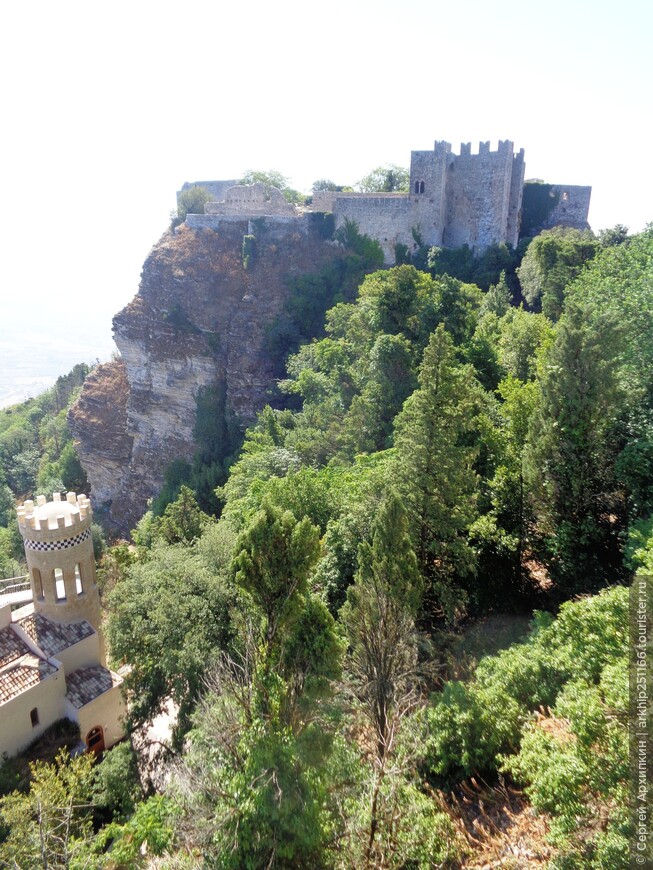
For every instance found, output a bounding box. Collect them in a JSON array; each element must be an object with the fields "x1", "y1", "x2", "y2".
[
  {"x1": 18, "y1": 613, "x2": 94, "y2": 657},
  {"x1": 66, "y1": 666, "x2": 122, "y2": 708},
  {"x1": 0, "y1": 654, "x2": 58, "y2": 704},
  {"x1": 0, "y1": 625, "x2": 30, "y2": 669}
]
